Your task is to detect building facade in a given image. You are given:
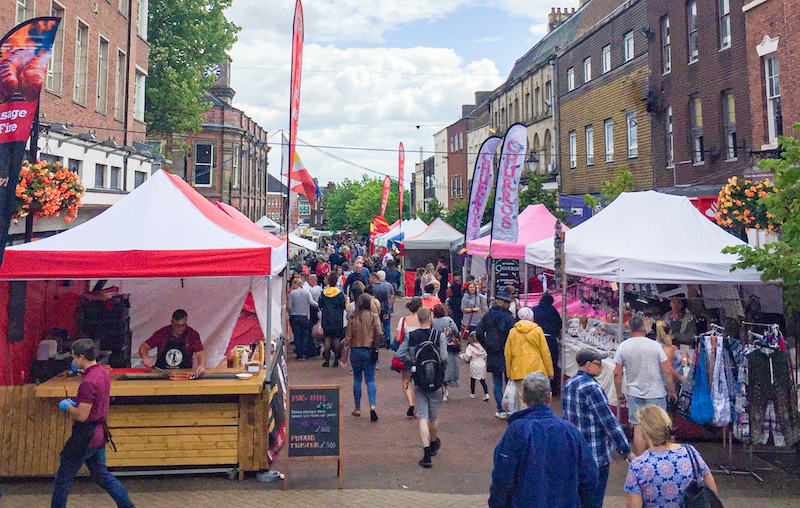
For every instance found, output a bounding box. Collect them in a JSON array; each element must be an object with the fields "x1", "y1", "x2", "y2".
[
  {"x1": 265, "y1": 174, "x2": 287, "y2": 224},
  {"x1": 5, "y1": 0, "x2": 159, "y2": 239},
  {"x1": 160, "y1": 60, "x2": 270, "y2": 222},
  {"x1": 446, "y1": 118, "x2": 468, "y2": 209},
  {"x1": 422, "y1": 156, "x2": 435, "y2": 212},
  {"x1": 432, "y1": 128, "x2": 448, "y2": 210},
  {"x1": 648, "y1": 0, "x2": 752, "y2": 192}
]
